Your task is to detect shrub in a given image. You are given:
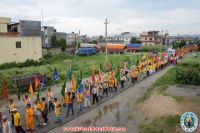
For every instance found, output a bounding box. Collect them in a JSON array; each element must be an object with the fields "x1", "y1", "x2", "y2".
[
  {"x1": 139, "y1": 45, "x2": 166, "y2": 52},
  {"x1": 175, "y1": 69, "x2": 200, "y2": 85}
]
